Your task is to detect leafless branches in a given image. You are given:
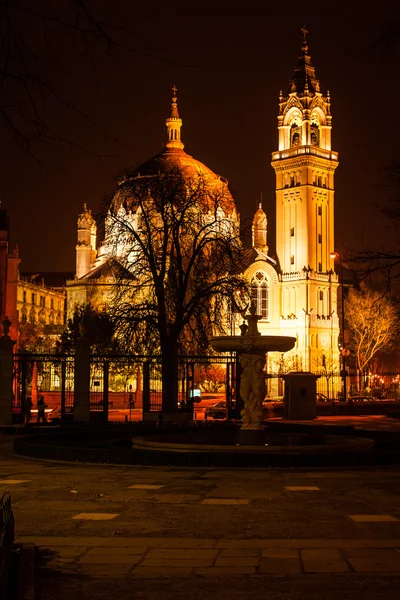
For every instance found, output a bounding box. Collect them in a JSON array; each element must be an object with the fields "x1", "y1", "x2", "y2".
[
  {"x1": 0, "y1": 1, "x2": 186, "y2": 162},
  {"x1": 102, "y1": 167, "x2": 248, "y2": 410}
]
